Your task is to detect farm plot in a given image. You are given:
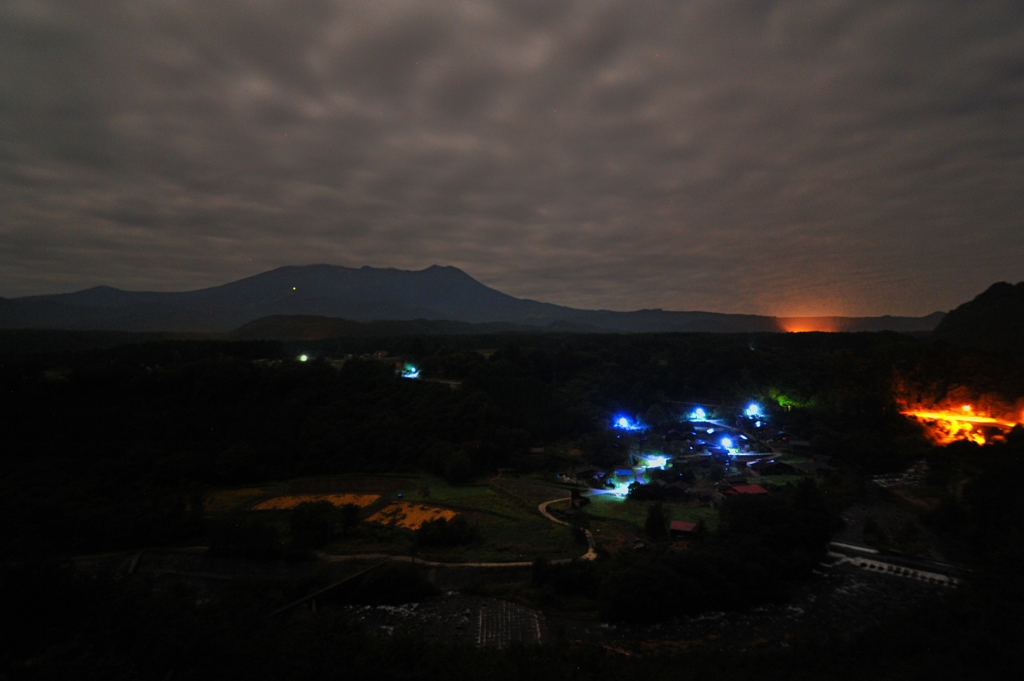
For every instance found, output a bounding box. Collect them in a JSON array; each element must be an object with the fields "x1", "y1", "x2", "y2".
[
  {"x1": 366, "y1": 502, "x2": 458, "y2": 530},
  {"x1": 252, "y1": 493, "x2": 380, "y2": 510}
]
